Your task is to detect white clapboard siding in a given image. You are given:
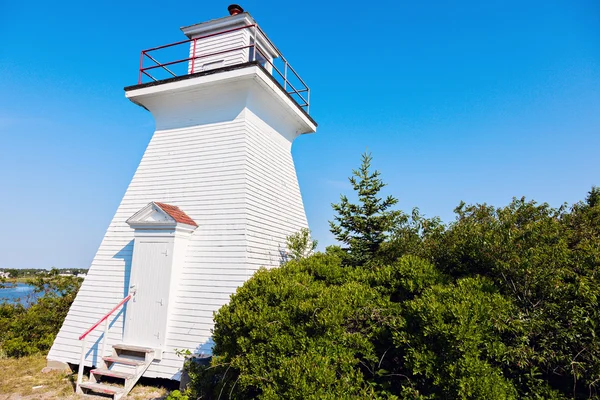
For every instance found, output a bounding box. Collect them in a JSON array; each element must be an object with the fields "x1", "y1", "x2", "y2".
[
  {"x1": 243, "y1": 110, "x2": 308, "y2": 271},
  {"x1": 187, "y1": 29, "x2": 250, "y2": 73},
  {"x1": 48, "y1": 103, "x2": 312, "y2": 379},
  {"x1": 49, "y1": 116, "x2": 251, "y2": 379}
]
